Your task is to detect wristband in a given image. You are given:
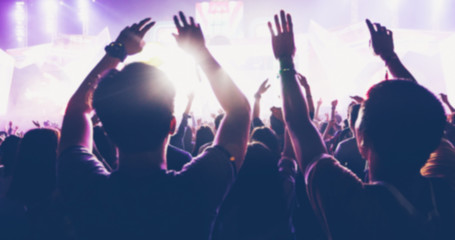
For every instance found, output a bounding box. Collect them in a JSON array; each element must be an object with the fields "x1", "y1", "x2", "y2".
[
  {"x1": 279, "y1": 57, "x2": 296, "y2": 75},
  {"x1": 279, "y1": 67, "x2": 296, "y2": 75},
  {"x1": 105, "y1": 42, "x2": 127, "y2": 62},
  {"x1": 254, "y1": 93, "x2": 261, "y2": 99}
]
